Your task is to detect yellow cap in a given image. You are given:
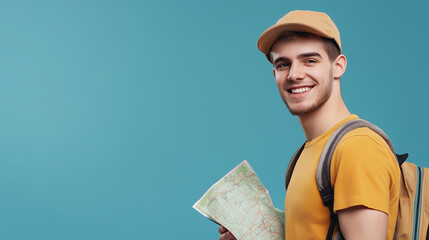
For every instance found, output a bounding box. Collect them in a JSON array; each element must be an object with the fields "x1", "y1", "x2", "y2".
[{"x1": 257, "y1": 10, "x2": 341, "y2": 59}]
